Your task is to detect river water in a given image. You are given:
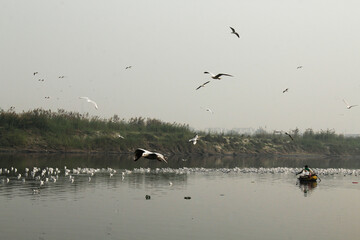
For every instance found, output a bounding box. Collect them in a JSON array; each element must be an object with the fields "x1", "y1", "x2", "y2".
[{"x1": 0, "y1": 154, "x2": 359, "y2": 240}]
